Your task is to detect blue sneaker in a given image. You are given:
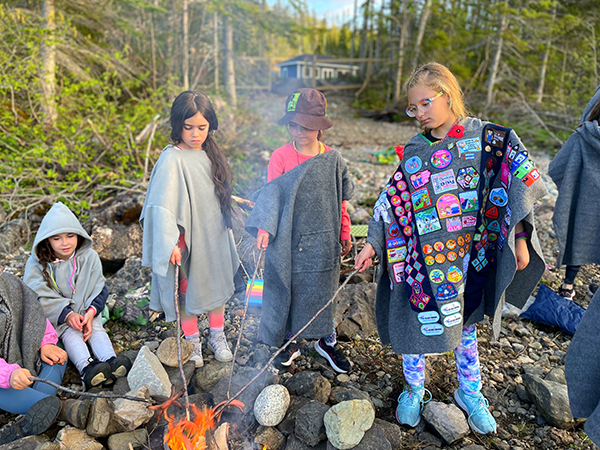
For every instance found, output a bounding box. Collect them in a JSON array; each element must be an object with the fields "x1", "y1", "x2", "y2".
[
  {"x1": 454, "y1": 388, "x2": 497, "y2": 434},
  {"x1": 395, "y1": 385, "x2": 431, "y2": 427}
]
